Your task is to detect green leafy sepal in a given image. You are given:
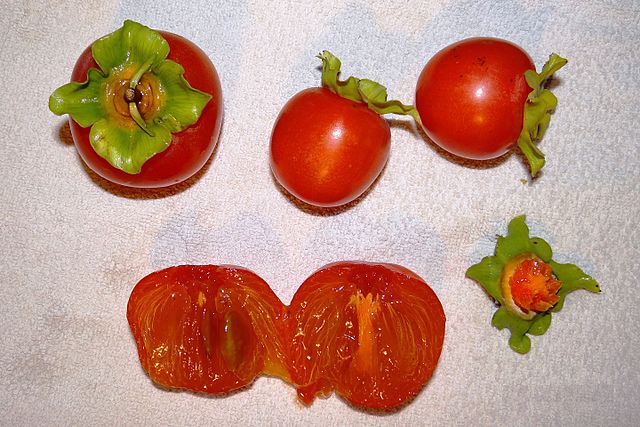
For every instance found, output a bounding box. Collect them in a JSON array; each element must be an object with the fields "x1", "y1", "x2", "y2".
[
  {"x1": 49, "y1": 20, "x2": 211, "y2": 174},
  {"x1": 317, "y1": 51, "x2": 421, "y2": 123},
  {"x1": 517, "y1": 54, "x2": 567, "y2": 177},
  {"x1": 466, "y1": 215, "x2": 600, "y2": 354}
]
